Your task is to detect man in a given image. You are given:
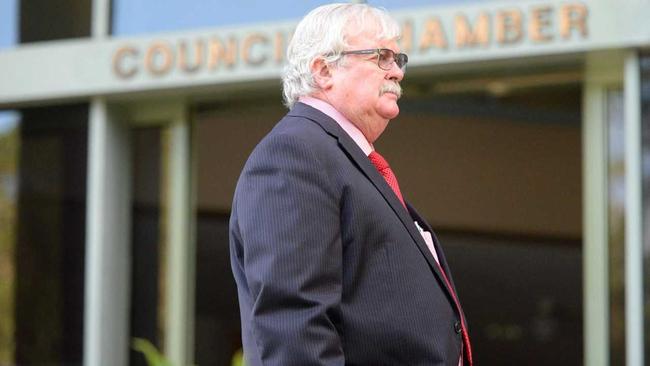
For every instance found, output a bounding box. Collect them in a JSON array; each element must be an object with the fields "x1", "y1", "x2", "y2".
[{"x1": 229, "y1": 3, "x2": 472, "y2": 365}]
